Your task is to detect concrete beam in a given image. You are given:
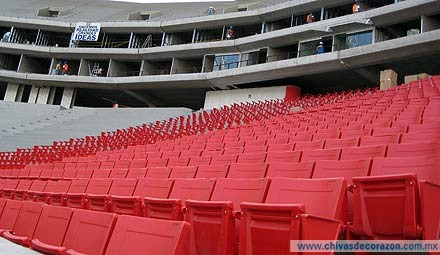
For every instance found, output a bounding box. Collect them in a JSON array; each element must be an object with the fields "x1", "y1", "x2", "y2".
[{"x1": 60, "y1": 87, "x2": 76, "y2": 108}]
